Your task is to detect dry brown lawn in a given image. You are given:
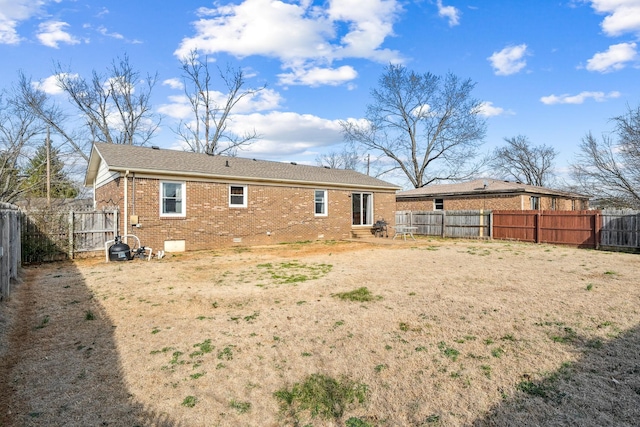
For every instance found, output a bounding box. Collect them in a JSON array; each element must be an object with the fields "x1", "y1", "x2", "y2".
[{"x1": 0, "y1": 238, "x2": 639, "y2": 426}]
